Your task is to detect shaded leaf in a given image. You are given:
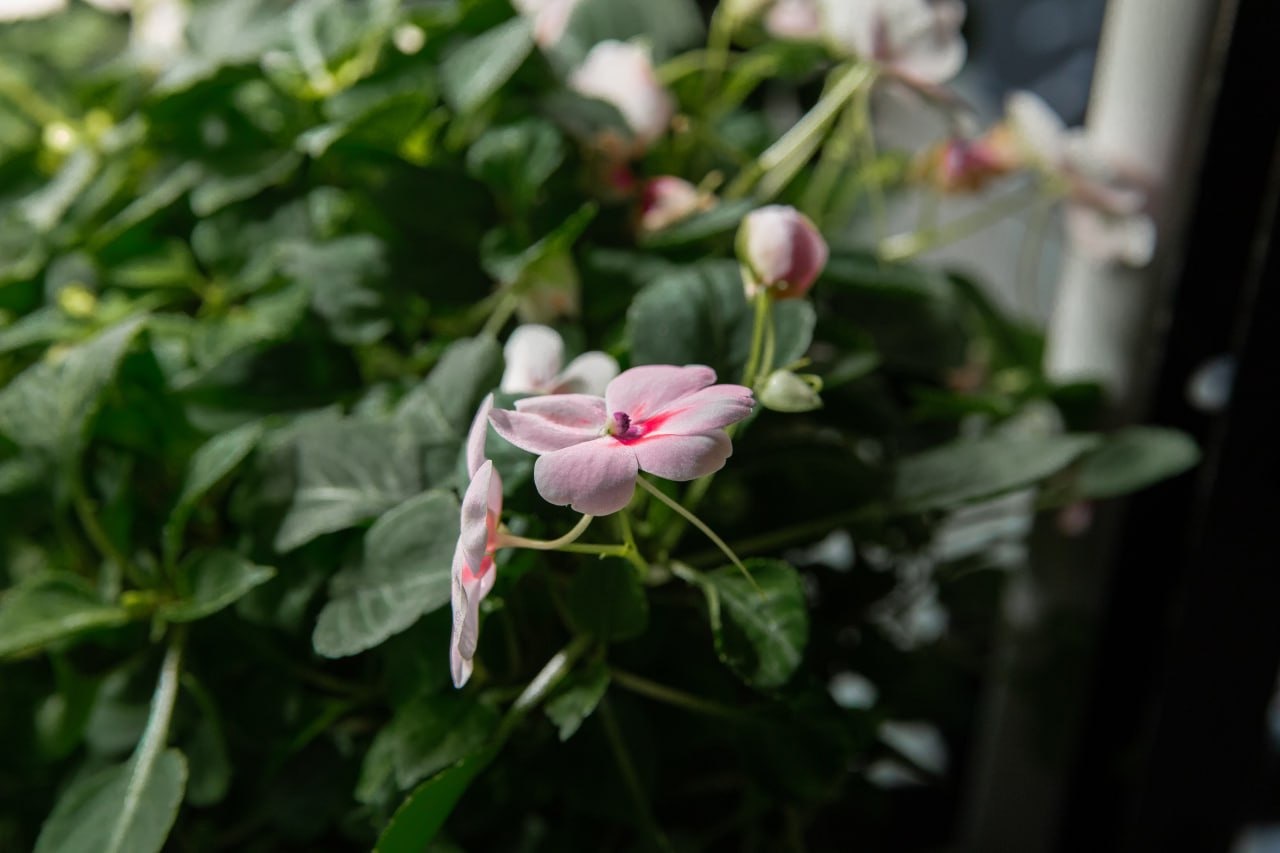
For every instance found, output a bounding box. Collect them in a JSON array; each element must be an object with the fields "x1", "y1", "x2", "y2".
[
  {"x1": 158, "y1": 550, "x2": 276, "y2": 623},
  {"x1": 163, "y1": 420, "x2": 265, "y2": 565},
  {"x1": 439, "y1": 17, "x2": 534, "y2": 113},
  {"x1": 567, "y1": 559, "x2": 648, "y2": 642},
  {"x1": 0, "y1": 575, "x2": 131, "y2": 659},
  {"x1": 545, "y1": 662, "x2": 610, "y2": 741},
  {"x1": 374, "y1": 747, "x2": 496, "y2": 853},
  {"x1": 1071, "y1": 427, "x2": 1200, "y2": 500}
]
